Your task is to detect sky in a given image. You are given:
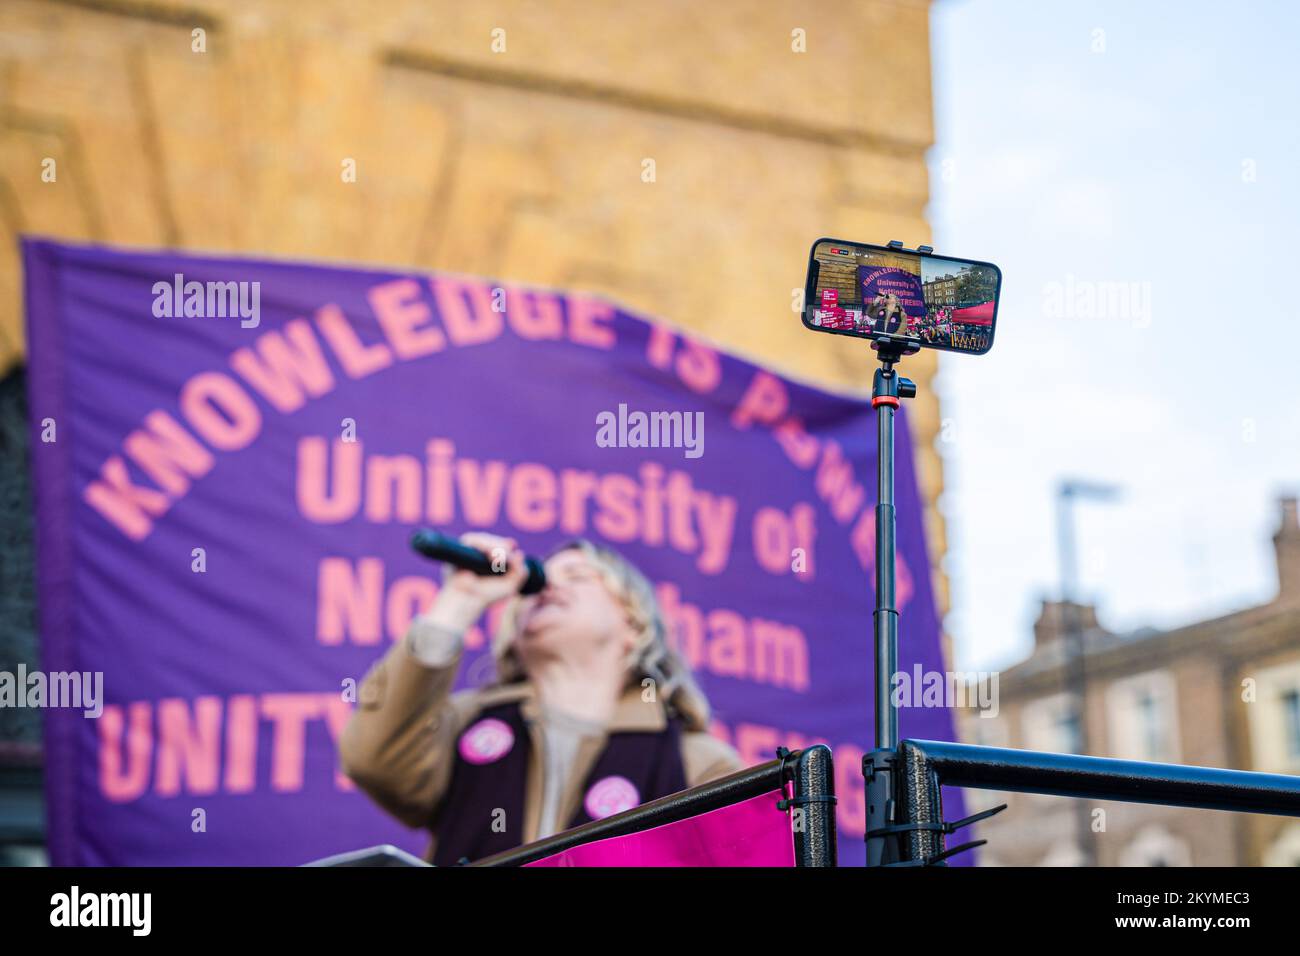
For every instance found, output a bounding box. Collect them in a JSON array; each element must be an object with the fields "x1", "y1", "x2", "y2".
[{"x1": 928, "y1": 0, "x2": 1300, "y2": 672}]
